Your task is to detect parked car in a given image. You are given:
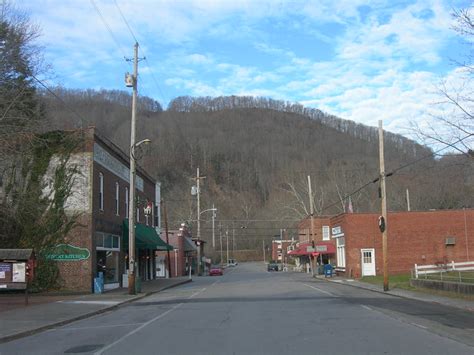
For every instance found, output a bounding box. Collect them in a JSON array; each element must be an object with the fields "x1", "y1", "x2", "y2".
[
  {"x1": 209, "y1": 265, "x2": 223, "y2": 276},
  {"x1": 267, "y1": 262, "x2": 279, "y2": 271},
  {"x1": 227, "y1": 259, "x2": 238, "y2": 267}
]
